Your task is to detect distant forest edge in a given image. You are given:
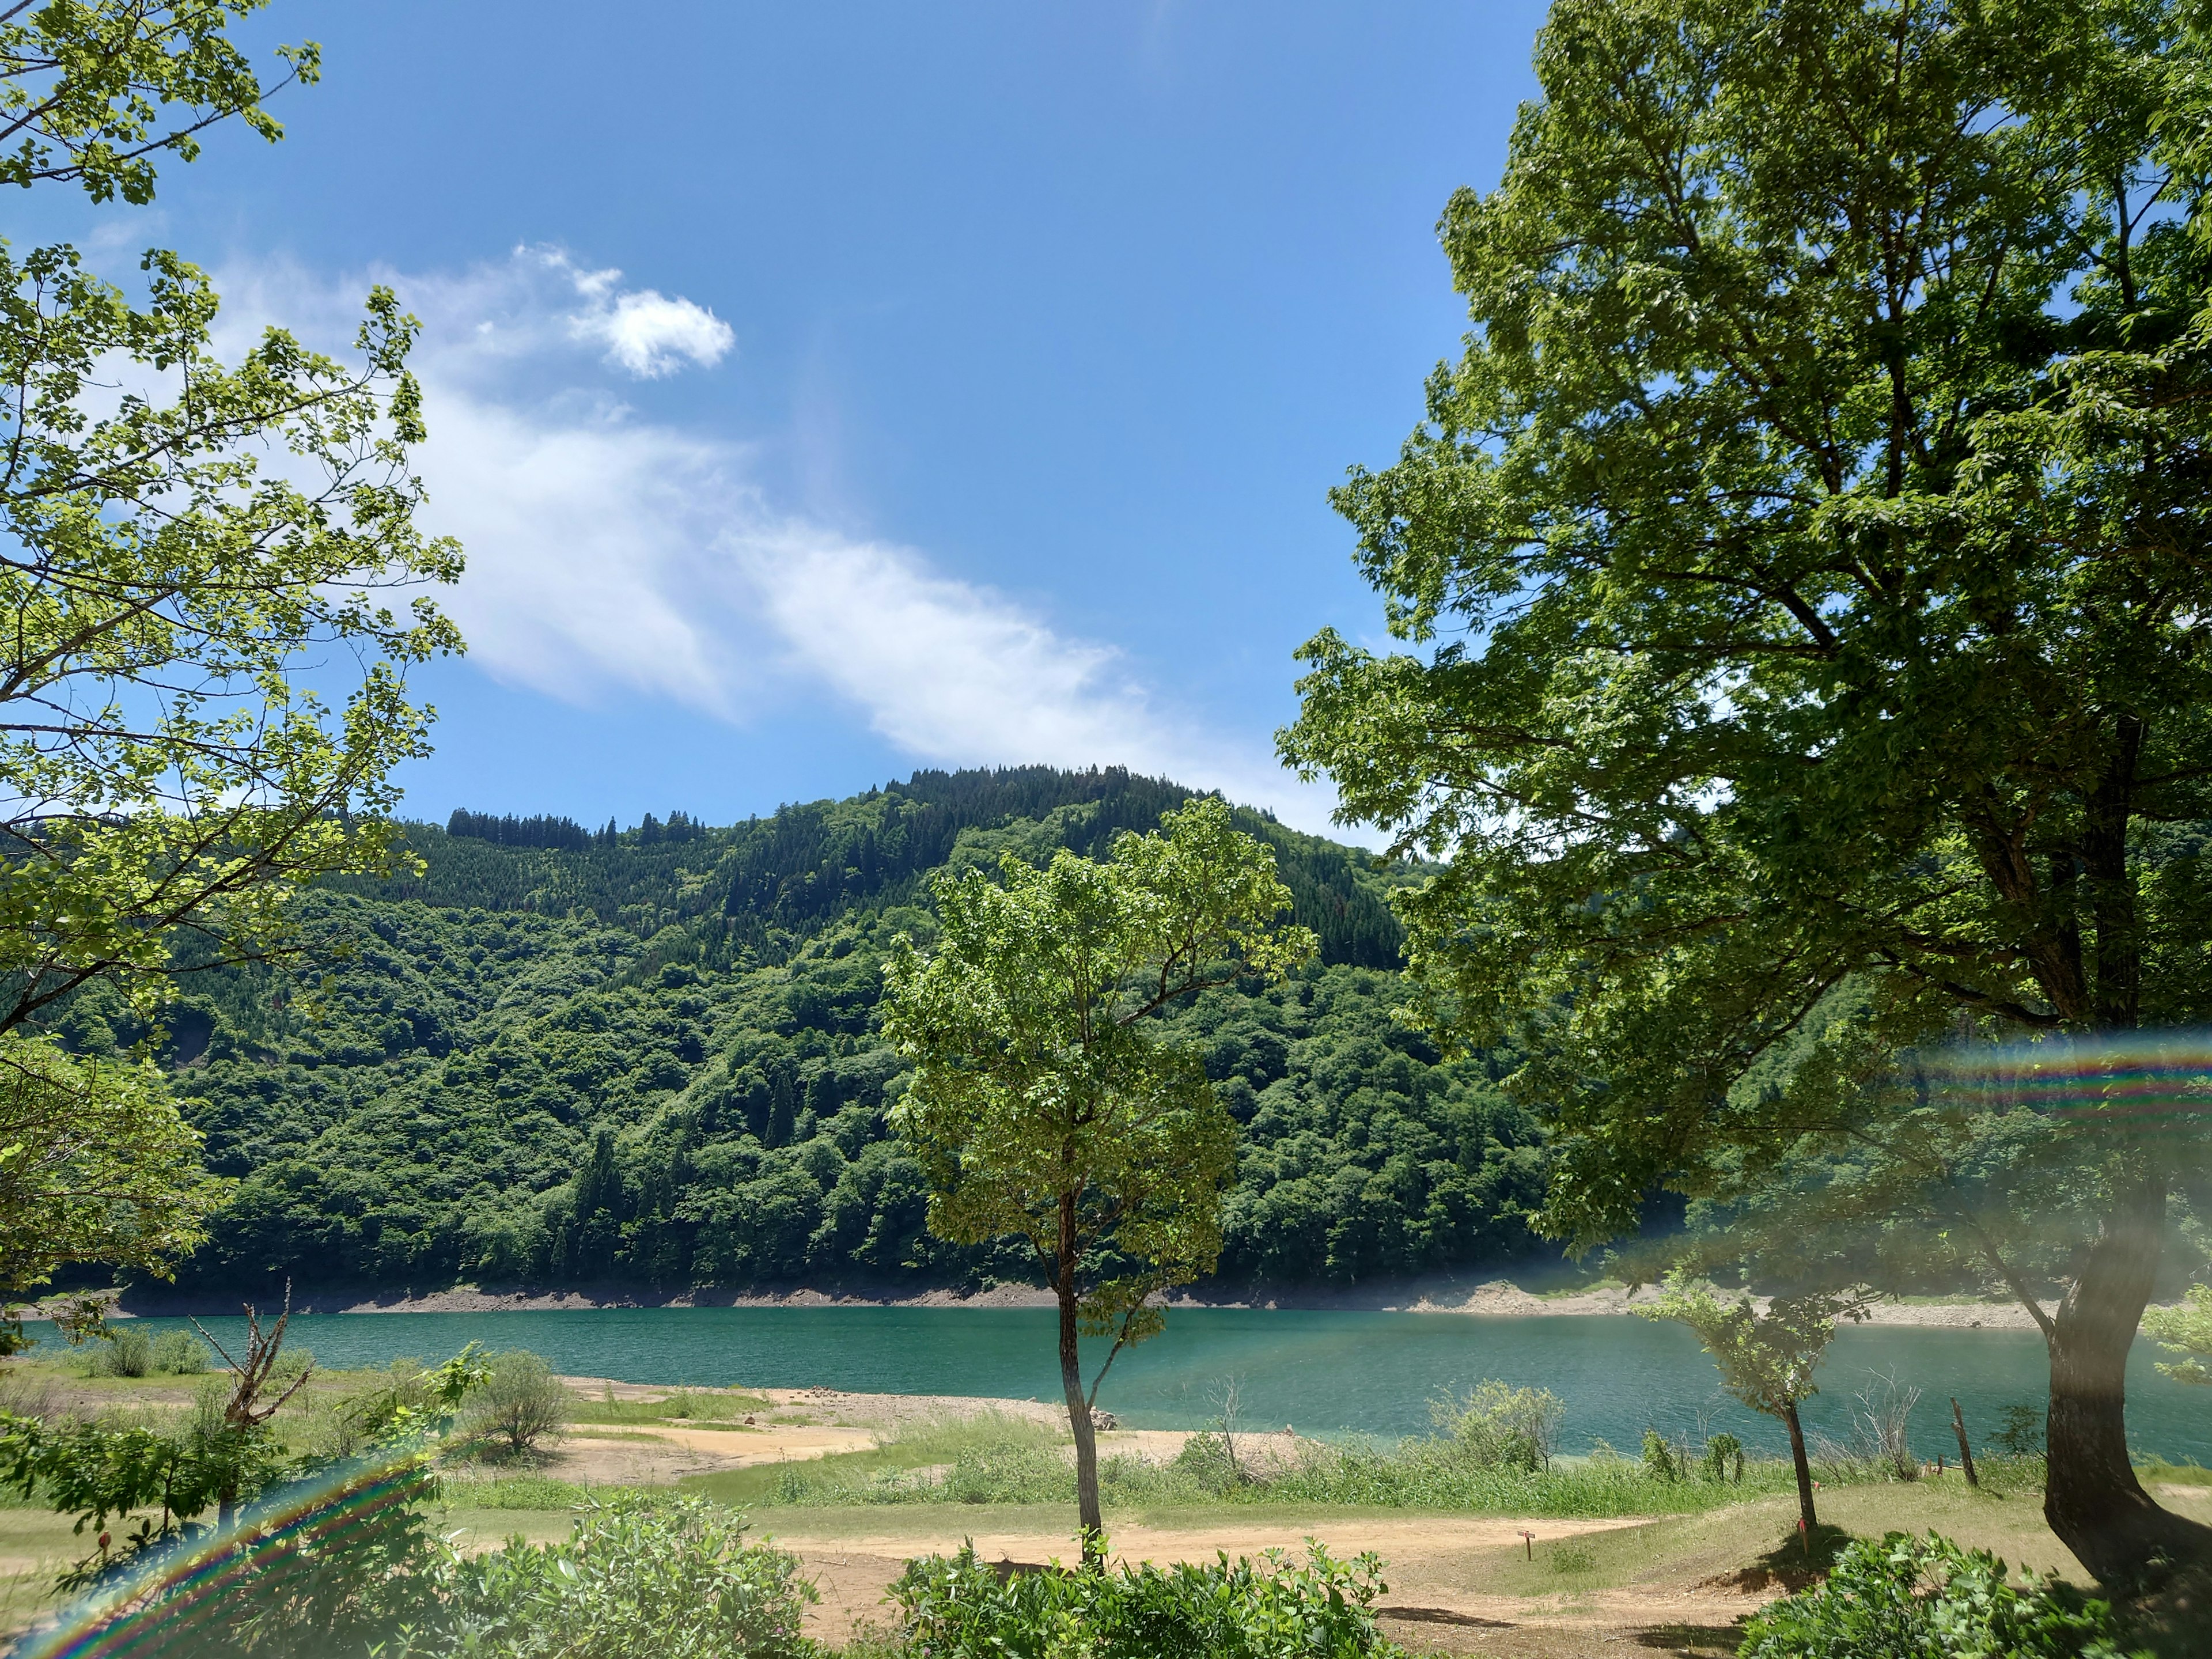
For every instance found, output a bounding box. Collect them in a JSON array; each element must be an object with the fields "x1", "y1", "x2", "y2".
[{"x1": 47, "y1": 767, "x2": 1553, "y2": 1297}]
